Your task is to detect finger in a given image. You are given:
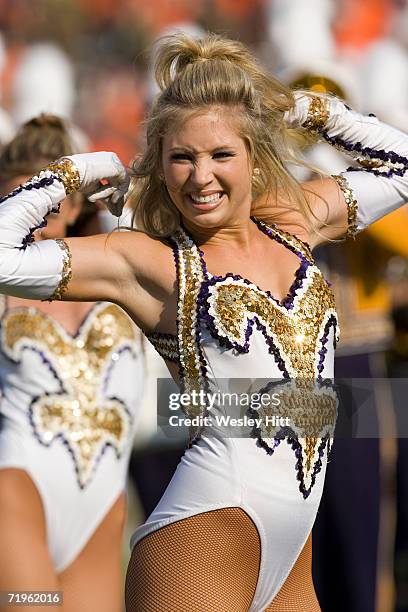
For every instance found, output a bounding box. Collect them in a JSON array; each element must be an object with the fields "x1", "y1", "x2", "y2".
[
  {"x1": 87, "y1": 185, "x2": 118, "y2": 202},
  {"x1": 88, "y1": 189, "x2": 125, "y2": 216}
]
